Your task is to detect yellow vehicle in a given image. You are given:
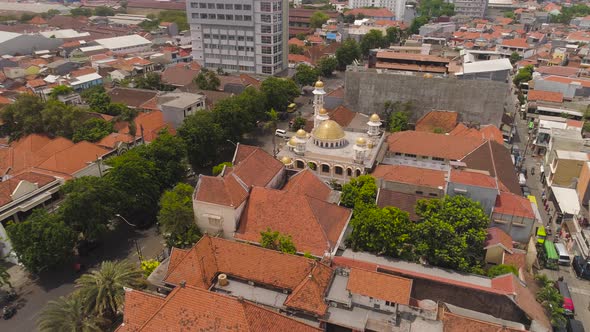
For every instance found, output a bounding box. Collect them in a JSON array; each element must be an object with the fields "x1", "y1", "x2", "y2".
[
  {"x1": 287, "y1": 103, "x2": 297, "y2": 113},
  {"x1": 537, "y1": 226, "x2": 546, "y2": 244}
]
